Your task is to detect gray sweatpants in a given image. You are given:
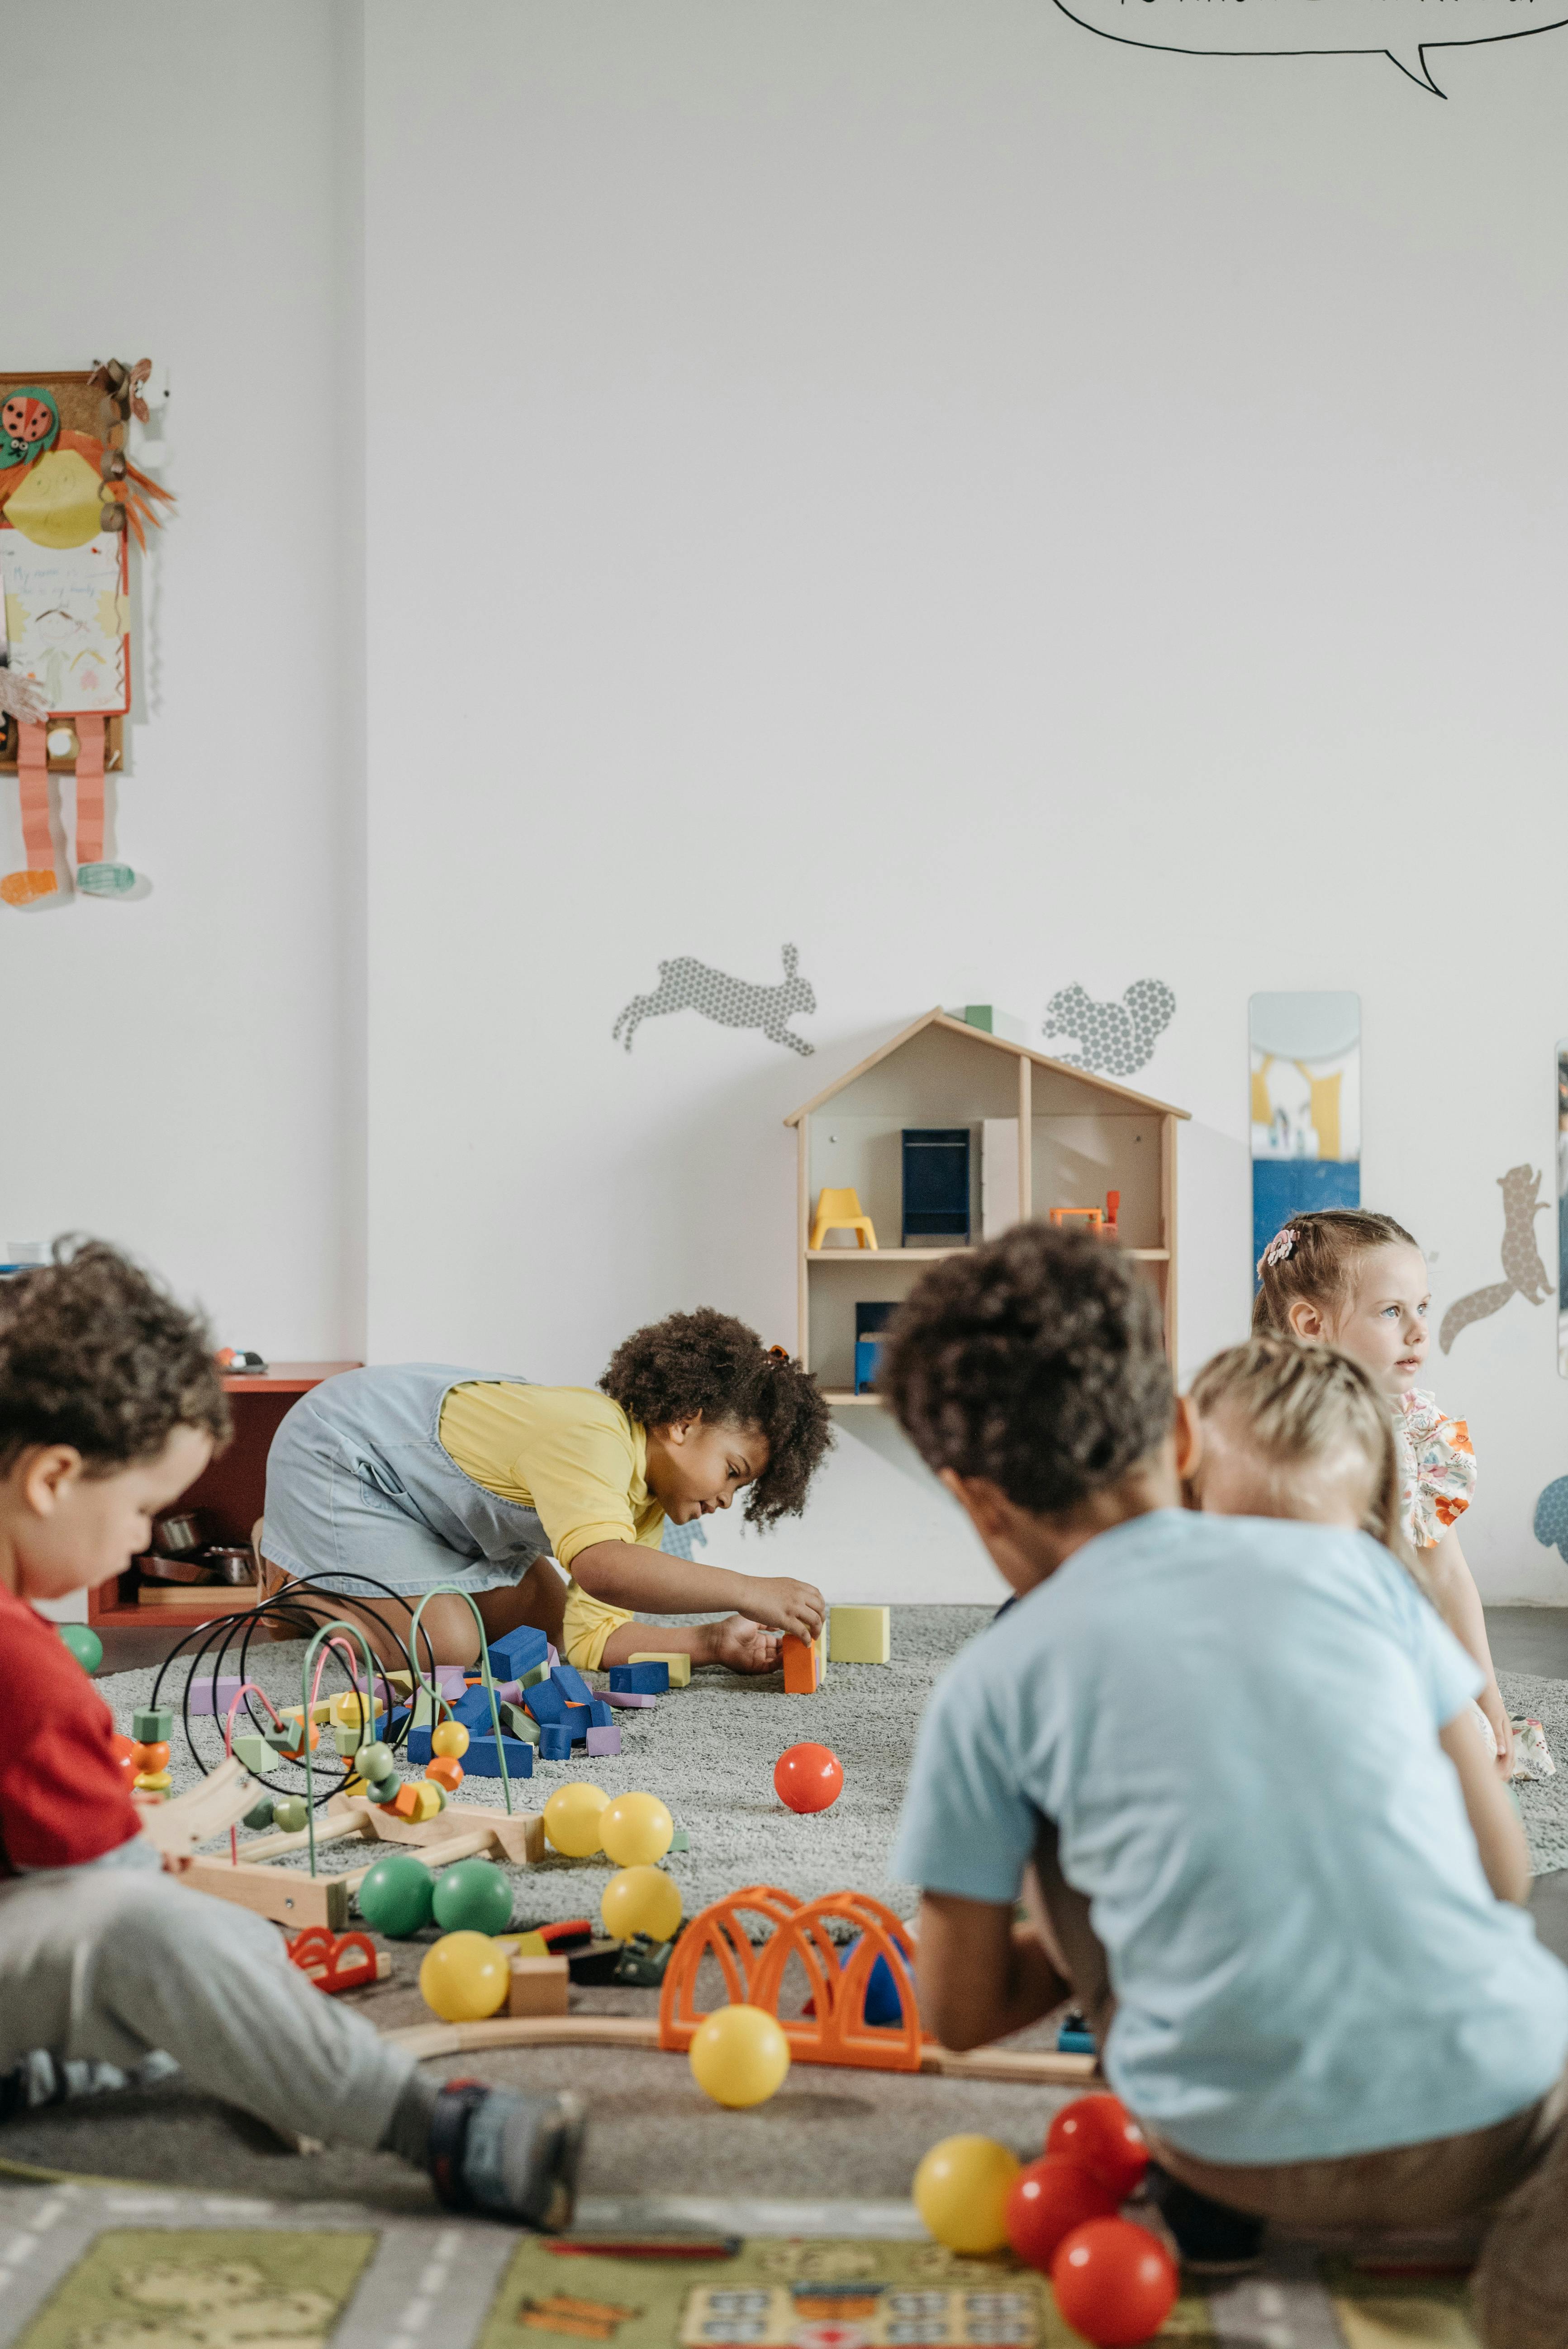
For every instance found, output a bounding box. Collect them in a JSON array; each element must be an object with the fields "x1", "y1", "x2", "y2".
[{"x1": 0, "y1": 1854, "x2": 419, "y2": 2152}]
